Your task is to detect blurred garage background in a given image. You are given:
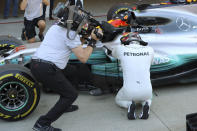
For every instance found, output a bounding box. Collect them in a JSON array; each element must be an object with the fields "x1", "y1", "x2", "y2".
[{"x1": 0, "y1": 0, "x2": 164, "y2": 20}]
